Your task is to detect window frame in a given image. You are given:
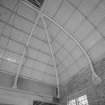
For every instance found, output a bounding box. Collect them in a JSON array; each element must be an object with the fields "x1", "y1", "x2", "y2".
[{"x1": 68, "y1": 95, "x2": 88, "y2": 105}]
